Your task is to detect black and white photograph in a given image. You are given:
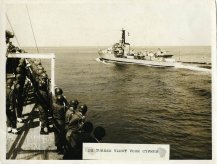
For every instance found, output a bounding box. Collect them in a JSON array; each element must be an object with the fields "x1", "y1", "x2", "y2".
[{"x1": 1, "y1": 0, "x2": 216, "y2": 162}]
